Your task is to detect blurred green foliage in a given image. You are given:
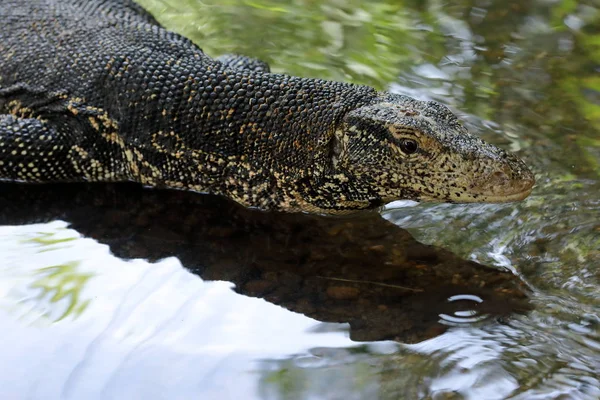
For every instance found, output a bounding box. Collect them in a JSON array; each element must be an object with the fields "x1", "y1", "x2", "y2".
[{"x1": 138, "y1": 0, "x2": 425, "y2": 89}]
